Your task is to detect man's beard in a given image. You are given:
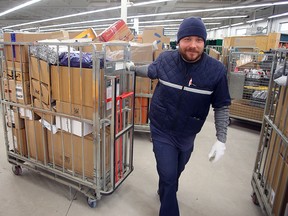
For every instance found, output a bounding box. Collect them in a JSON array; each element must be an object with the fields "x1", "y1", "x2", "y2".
[{"x1": 179, "y1": 47, "x2": 203, "y2": 63}]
